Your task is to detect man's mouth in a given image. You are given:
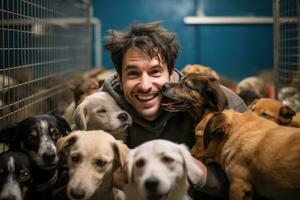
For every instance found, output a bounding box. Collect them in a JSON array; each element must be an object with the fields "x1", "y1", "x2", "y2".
[{"x1": 135, "y1": 94, "x2": 158, "y2": 101}]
